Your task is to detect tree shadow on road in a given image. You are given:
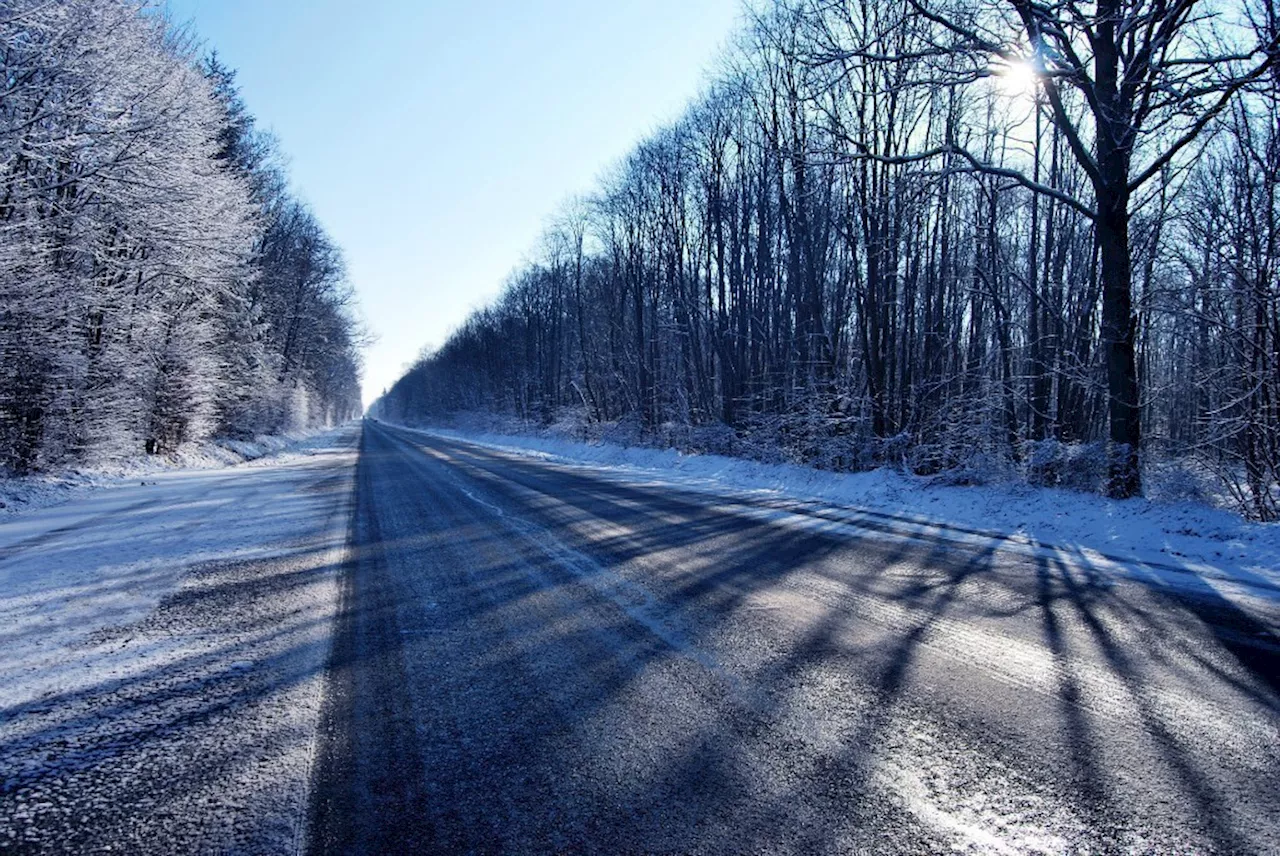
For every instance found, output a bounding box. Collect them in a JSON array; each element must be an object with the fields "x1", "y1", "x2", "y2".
[{"x1": 373, "y1": 432, "x2": 1280, "y2": 854}]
